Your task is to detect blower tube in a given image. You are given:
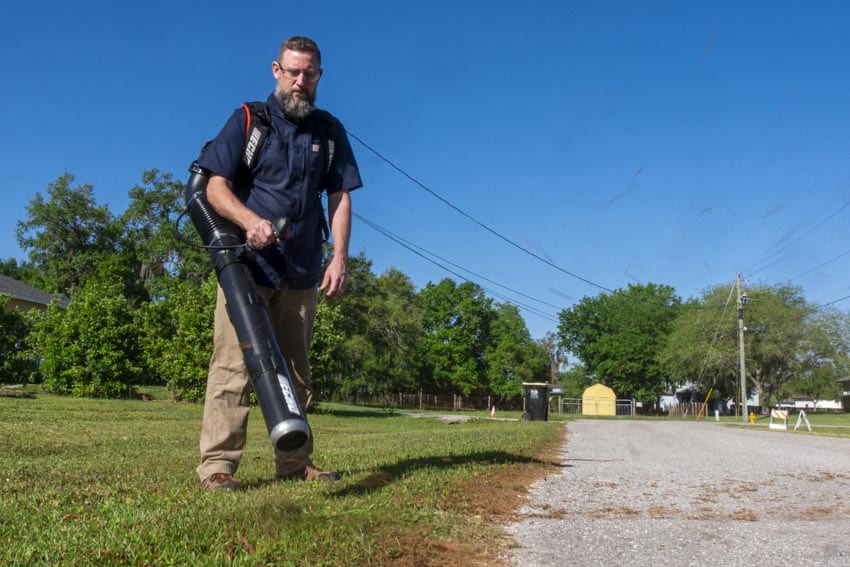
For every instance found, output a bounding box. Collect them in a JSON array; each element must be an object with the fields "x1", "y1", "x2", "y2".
[{"x1": 185, "y1": 163, "x2": 311, "y2": 452}]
